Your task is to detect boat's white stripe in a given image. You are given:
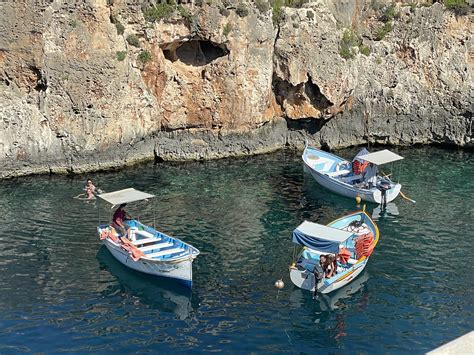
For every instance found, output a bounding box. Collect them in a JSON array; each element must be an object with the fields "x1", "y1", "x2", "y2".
[
  {"x1": 132, "y1": 237, "x2": 160, "y2": 245},
  {"x1": 140, "y1": 241, "x2": 174, "y2": 252},
  {"x1": 147, "y1": 248, "x2": 185, "y2": 258}
]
